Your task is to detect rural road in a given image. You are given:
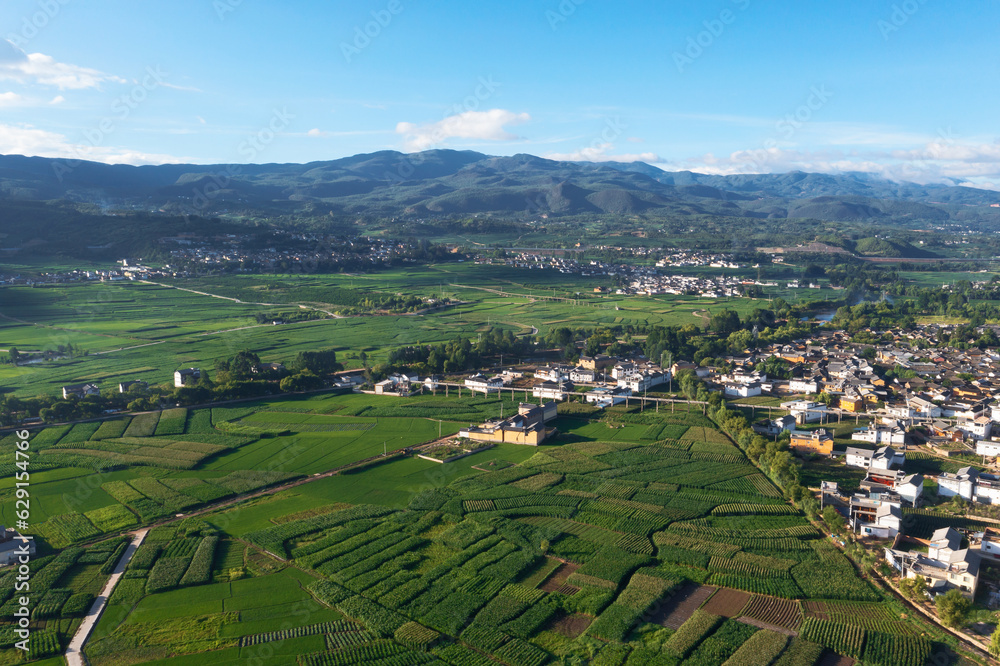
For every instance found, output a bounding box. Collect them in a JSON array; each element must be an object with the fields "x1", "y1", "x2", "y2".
[
  {"x1": 140, "y1": 281, "x2": 344, "y2": 320},
  {"x1": 65, "y1": 528, "x2": 149, "y2": 666}
]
